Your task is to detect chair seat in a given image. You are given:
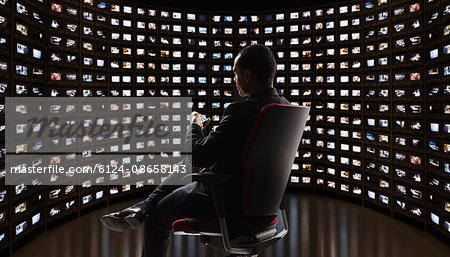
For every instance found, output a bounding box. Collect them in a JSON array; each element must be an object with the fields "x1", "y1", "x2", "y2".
[
  {"x1": 172, "y1": 216, "x2": 278, "y2": 235},
  {"x1": 173, "y1": 218, "x2": 222, "y2": 233}
]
